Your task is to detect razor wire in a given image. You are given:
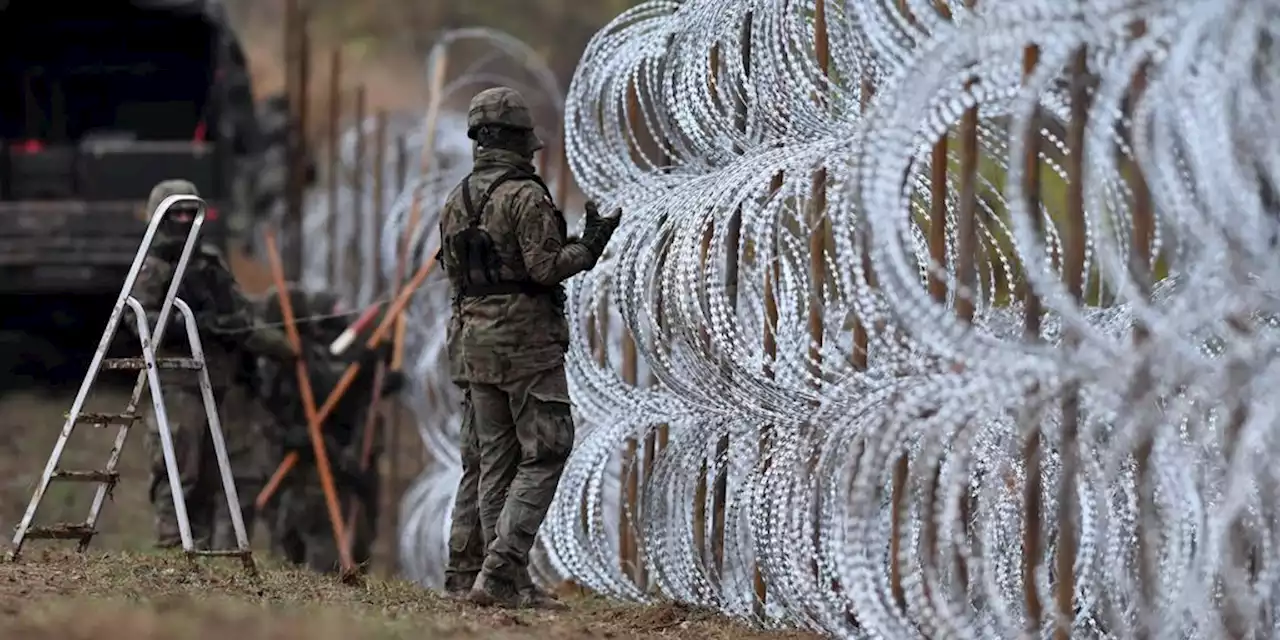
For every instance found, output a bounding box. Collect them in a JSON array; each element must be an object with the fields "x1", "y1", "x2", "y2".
[{"x1": 304, "y1": 0, "x2": 1280, "y2": 637}]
